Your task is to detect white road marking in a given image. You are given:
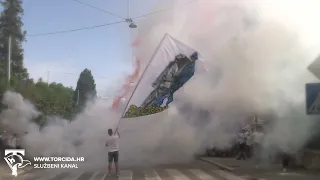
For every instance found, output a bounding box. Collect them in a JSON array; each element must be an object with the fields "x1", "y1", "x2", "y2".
[
  {"x1": 100, "y1": 173, "x2": 107, "y2": 180},
  {"x1": 2, "y1": 166, "x2": 32, "y2": 178},
  {"x1": 166, "y1": 169, "x2": 190, "y2": 180},
  {"x1": 119, "y1": 170, "x2": 133, "y2": 180},
  {"x1": 36, "y1": 172, "x2": 61, "y2": 180},
  {"x1": 189, "y1": 169, "x2": 218, "y2": 180},
  {"x1": 61, "y1": 172, "x2": 84, "y2": 180},
  {"x1": 89, "y1": 172, "x2": 100, "y2": 180},
  {"x1": 144, "y1": 169, "x2": 161, "y2": 180},
  {"x1": 213, "y1": 170, "x2": 246, "y2": 180},
  {"x1": 7, "y1": 172, "x2": 34, "y2": 180}
]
